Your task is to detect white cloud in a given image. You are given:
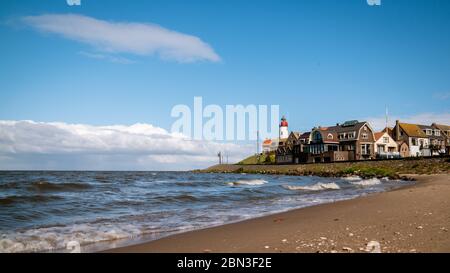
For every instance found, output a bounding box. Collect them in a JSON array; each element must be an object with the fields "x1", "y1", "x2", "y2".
[
  {"x1": 21, "y1": 14, "x2": 221, "y2": 63},
  {"x1": 78, "y1": 51, "x2": 135, "y2": 64},
  {"x1": 364, "y1": 112, "x2": 450, "y2": 132},
  {"x1": 432, "y1": 92, "x2": 450, "y2": 100},
  {"x1": 0, "y1": 120, "x2": 251, "y2": 171}
]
